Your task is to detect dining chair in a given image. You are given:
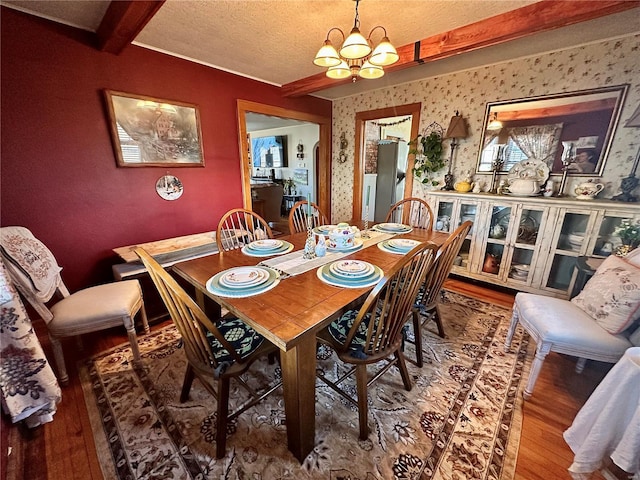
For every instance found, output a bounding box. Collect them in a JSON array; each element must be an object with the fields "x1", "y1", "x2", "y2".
[
  {"x1": 385, "y1": 197, "x2": 434, "y2": 230},
  {"x1": 288, "y1": 200, "x2": 329, "y2": 234},
  {"x1": 134, "y1": 247, "x2": 281, "y2": 458},
  {"x1": 408, "y1": 221, "x2": 473, "y2": 366},
  {"x1": 0, "y1": 226, "x2": 149, "y2": 385},
  {"x1": 316, "y1": 242, "x2": 439, "y2": 440},
  {"x1": 216, "y1": 208, "x2": 273, "y2": 252}
]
